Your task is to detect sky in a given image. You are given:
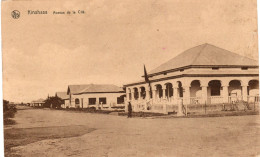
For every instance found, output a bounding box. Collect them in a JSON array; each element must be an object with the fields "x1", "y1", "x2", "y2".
[{"x1": 2, "y1": 0, "x2": 258, "y2": 103}]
